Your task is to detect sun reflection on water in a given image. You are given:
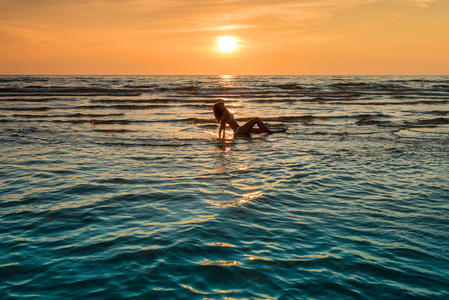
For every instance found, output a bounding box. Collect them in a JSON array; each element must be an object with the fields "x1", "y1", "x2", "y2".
[
  {"x1": 208, "y1": 190, "x2": 263, "y2": 207},
  {"x1": 241, "y1": 191, "x2": 263, "y2": 203},
  {"x1": 199, "y1": 259, "x2": 241, "y2": 266},
  {"x1": 219, "y1": 74, "x2": 235, "y2": 88},
  {"x1": 208, "y1": 139, "x2": 268, "y2": 207}
]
